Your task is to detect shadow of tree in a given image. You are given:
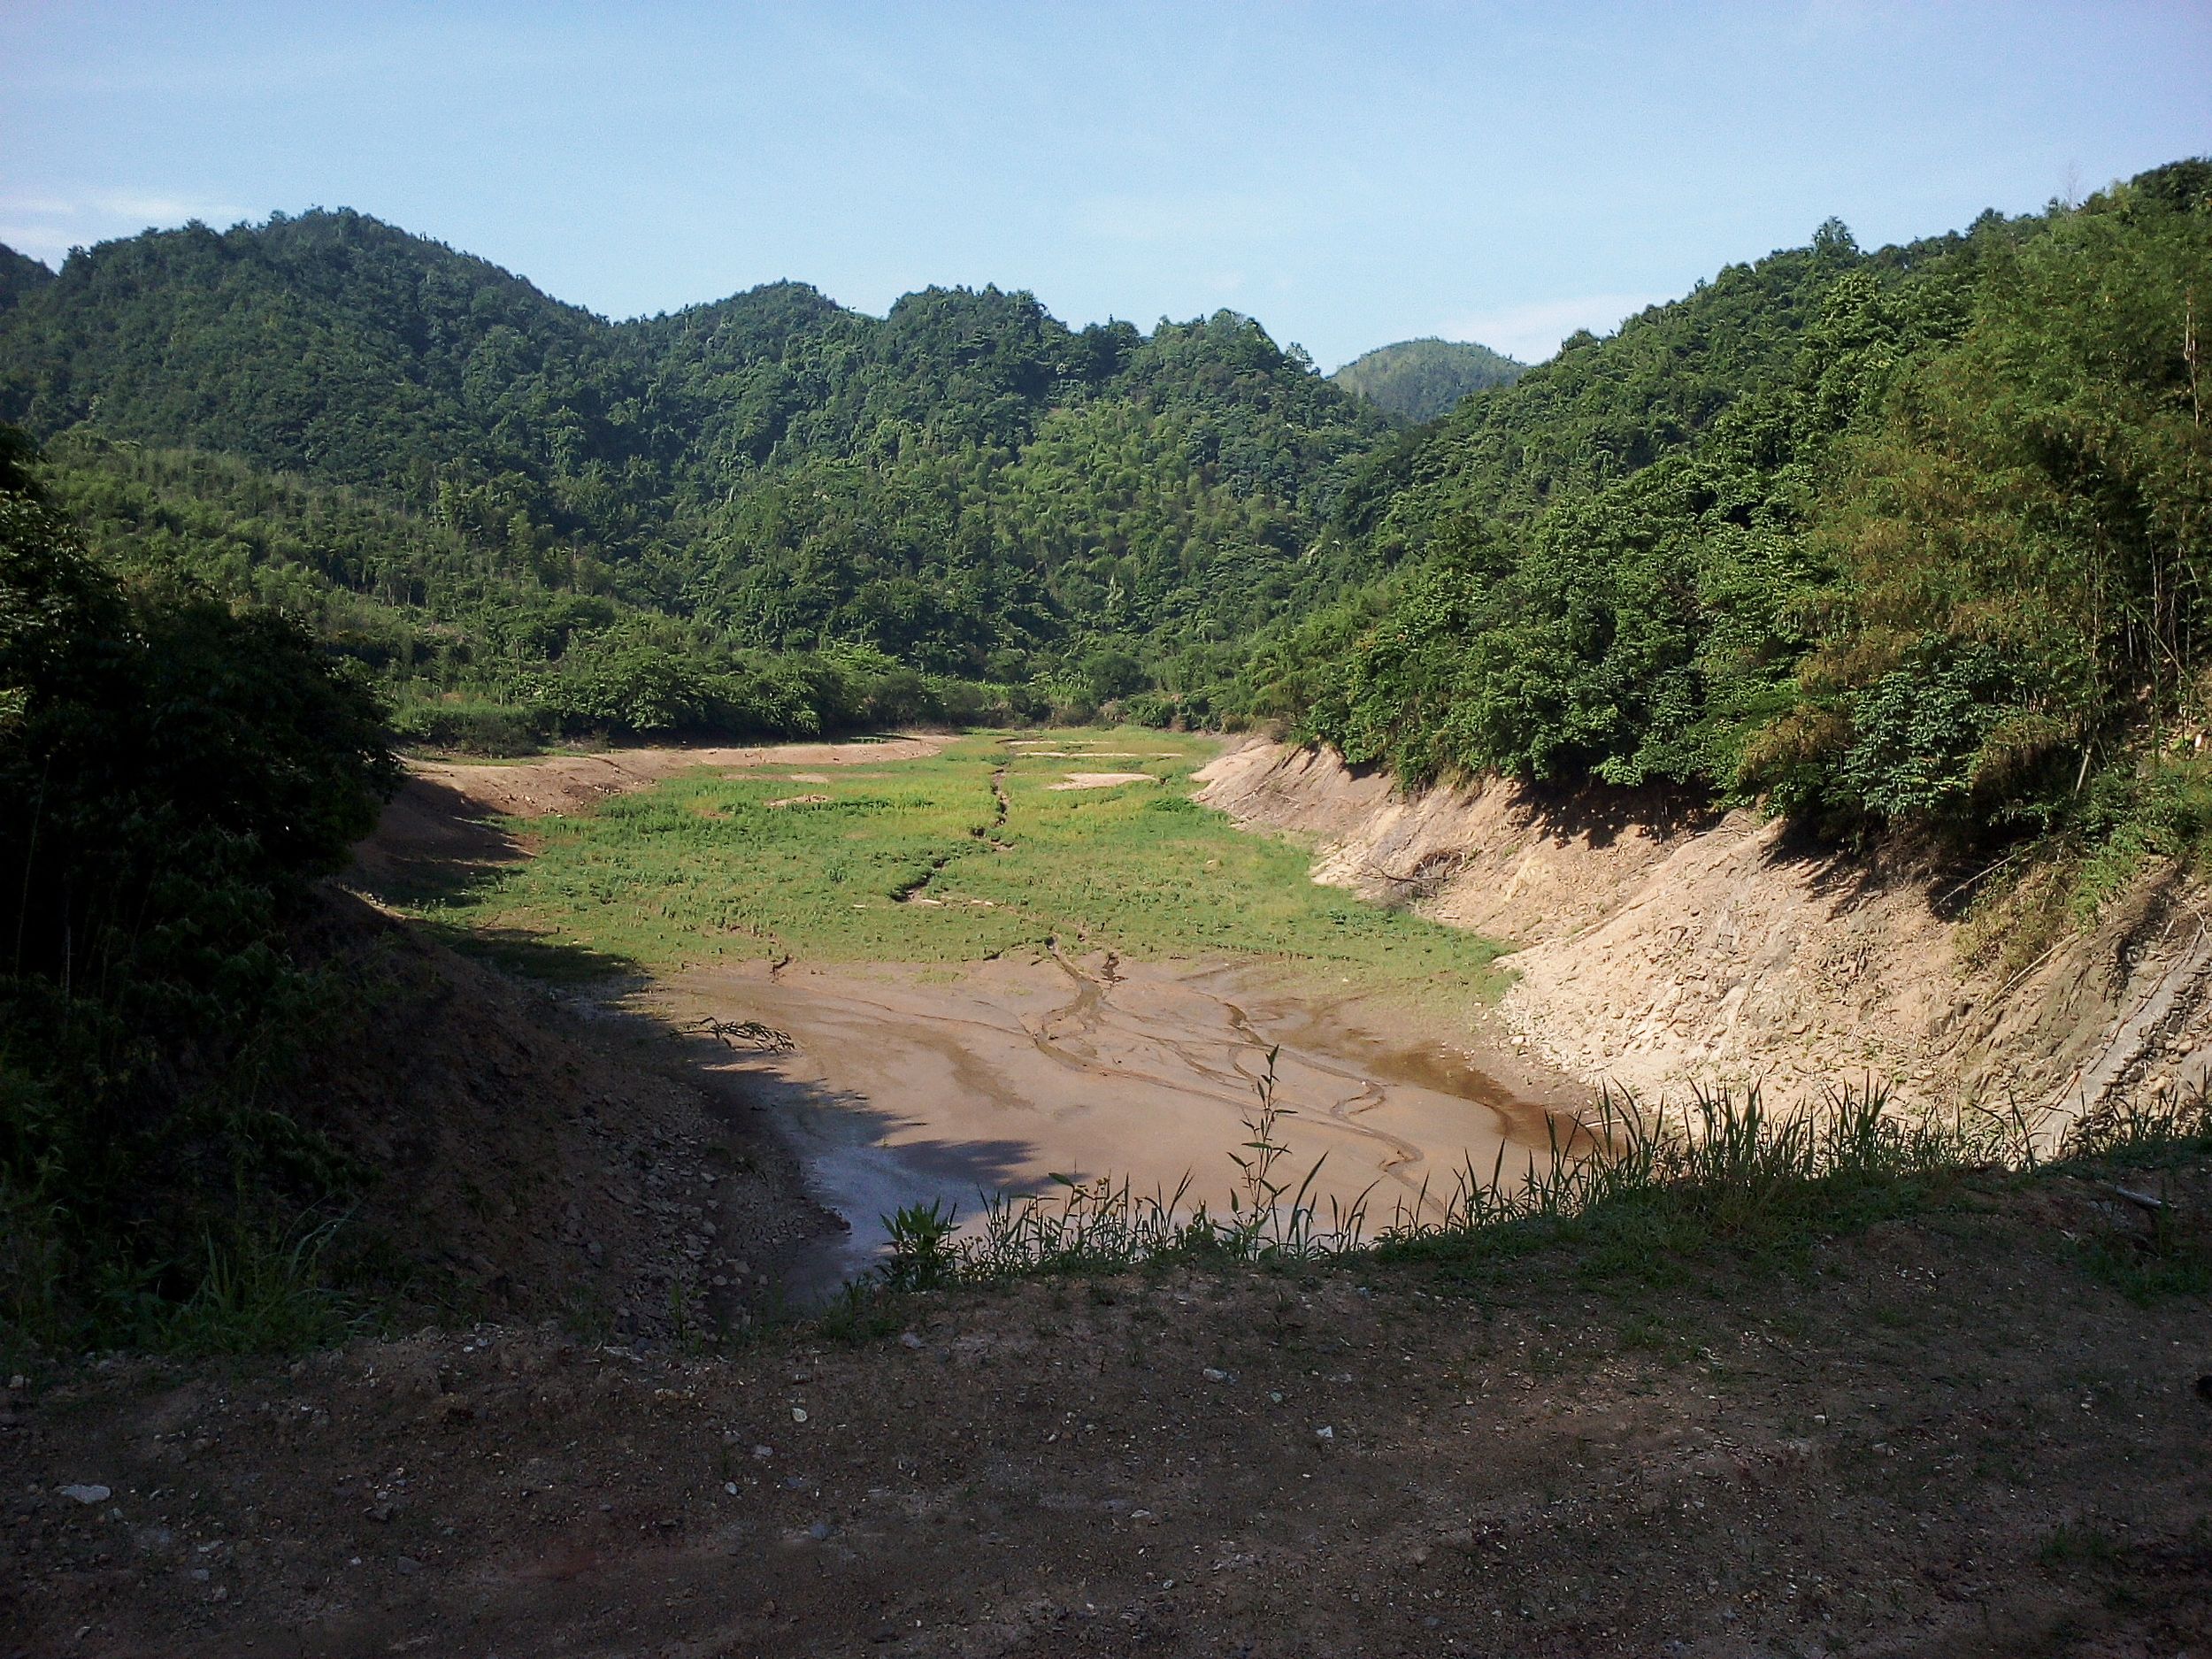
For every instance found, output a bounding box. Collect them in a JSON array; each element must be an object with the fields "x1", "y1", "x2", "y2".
[
  {"x1": 348, "y1": 776, "x2": 528, "y2": 908},
  {"x1": 411, "y1": 918, "x2": 646, "y2": 988}
]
